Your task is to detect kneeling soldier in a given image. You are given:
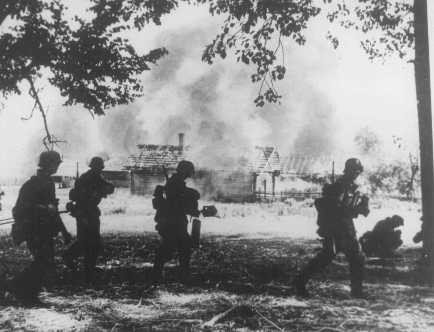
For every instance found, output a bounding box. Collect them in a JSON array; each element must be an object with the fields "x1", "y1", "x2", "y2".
[{"x1": 360, "y1": 215, "x2": 404, "y2": 258}]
